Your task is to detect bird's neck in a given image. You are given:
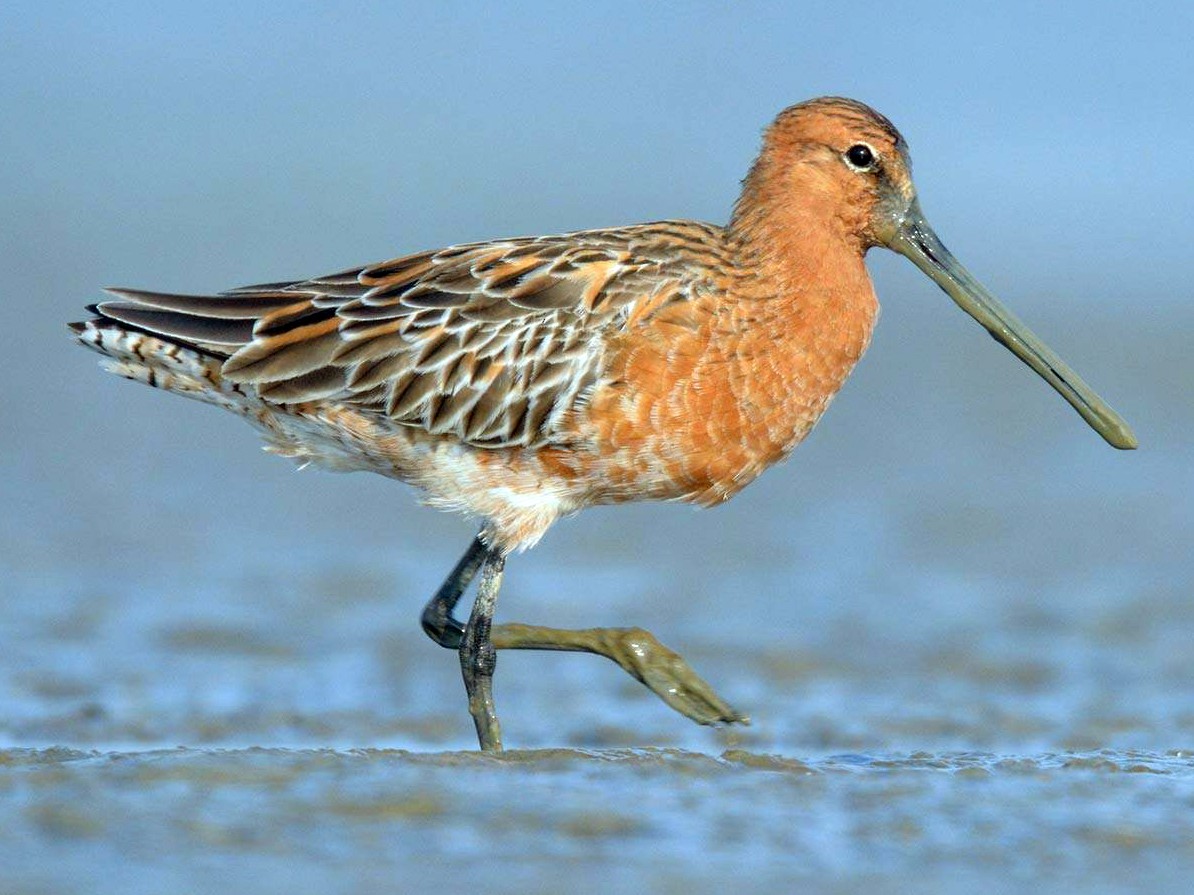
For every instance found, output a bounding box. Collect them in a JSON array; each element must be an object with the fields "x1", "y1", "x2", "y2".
[{"x1": 716, "y1": 179, "x2": 880, "y2": 459}]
